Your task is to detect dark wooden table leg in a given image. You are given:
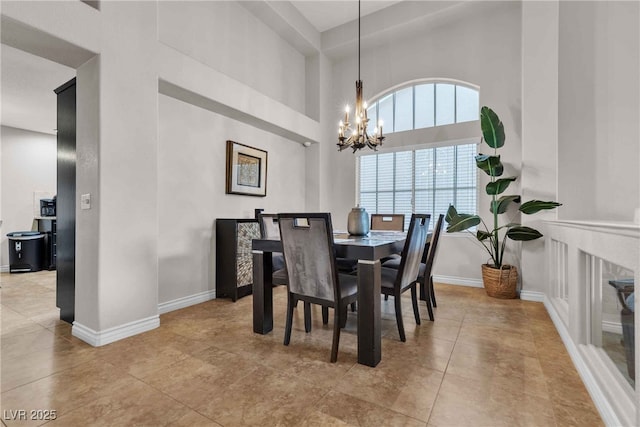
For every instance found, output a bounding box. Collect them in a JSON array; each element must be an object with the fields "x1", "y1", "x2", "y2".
[
  {"x1": 357, "y1": 259, "x2": 381, "y2": 367},
  {"x1": 252, "y1": 250, "x2": 273, "y2": 334}
]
